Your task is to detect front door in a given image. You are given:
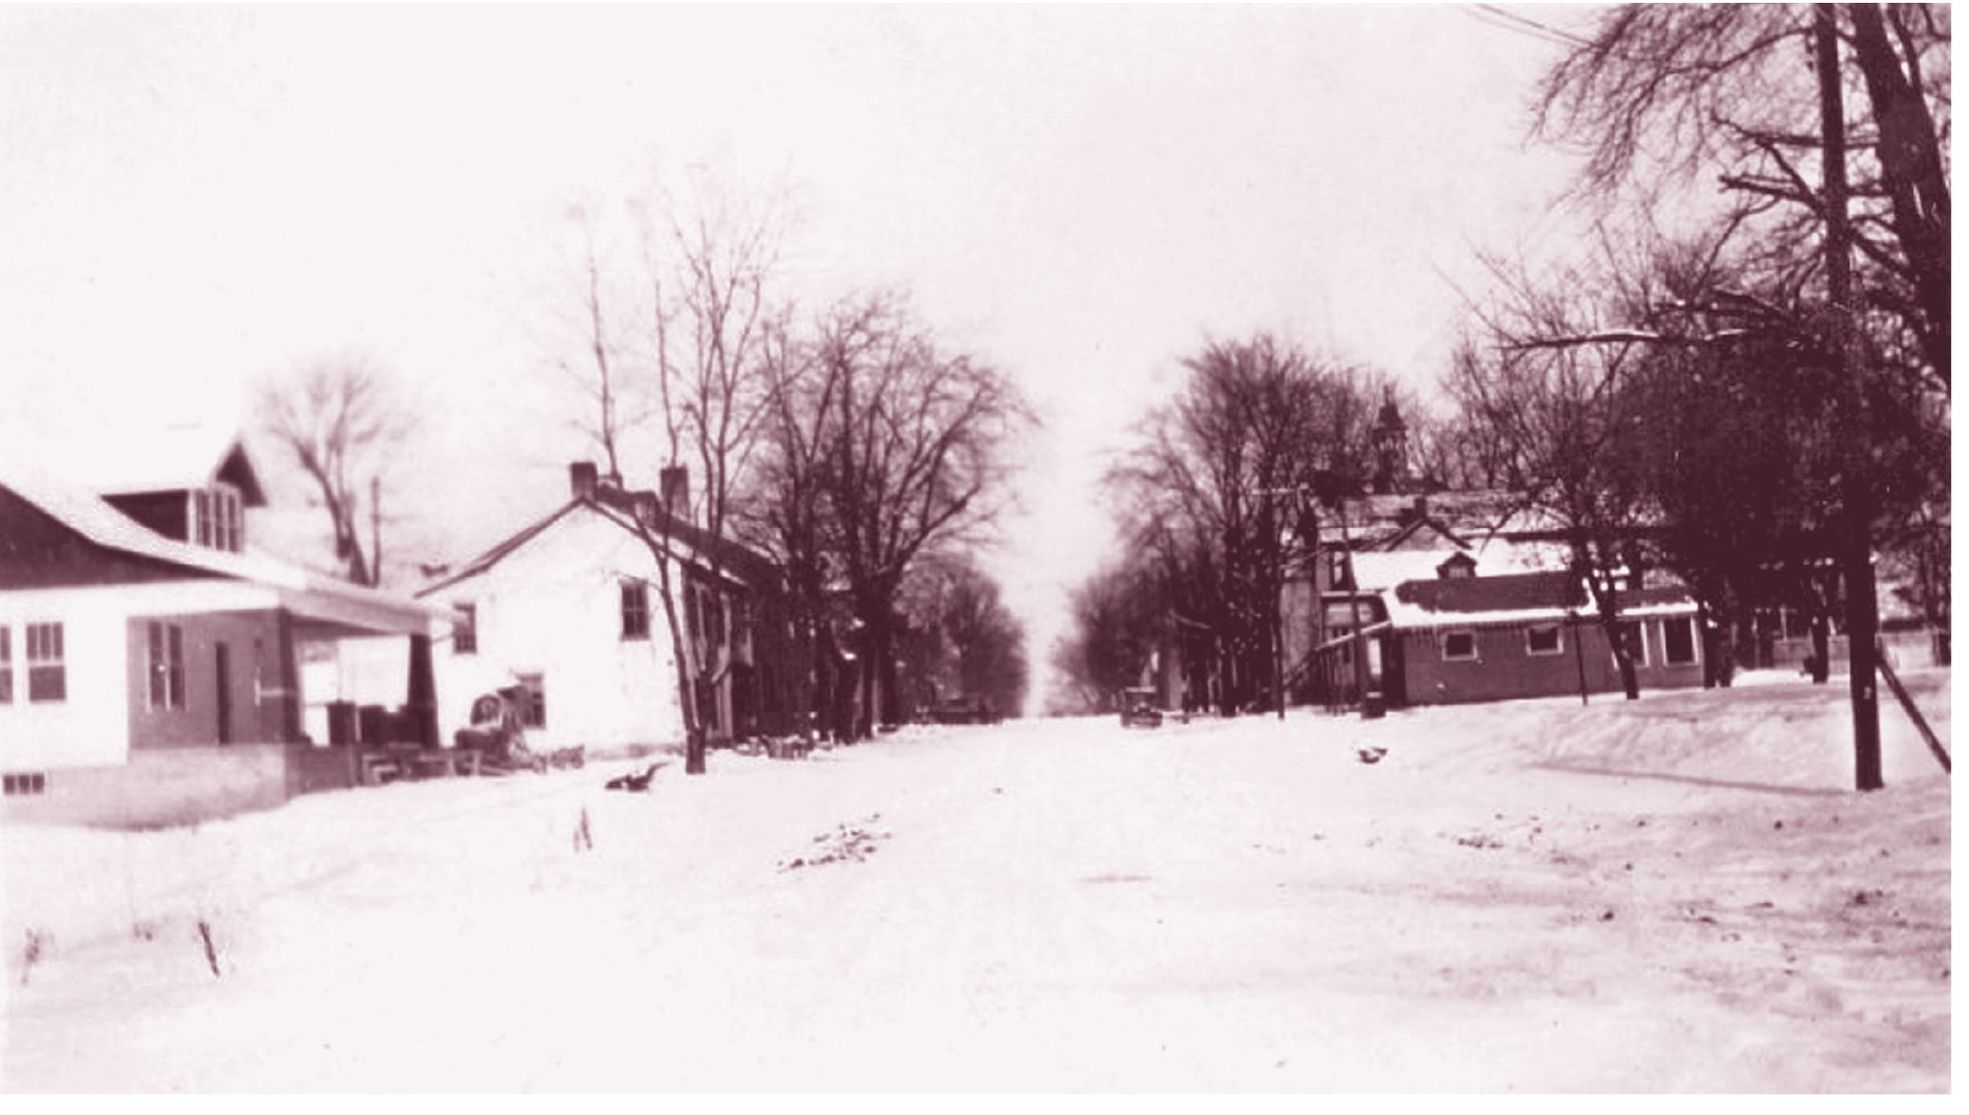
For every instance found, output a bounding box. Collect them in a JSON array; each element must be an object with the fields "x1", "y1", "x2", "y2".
[{"x1": 215, "y1": 643, "x2": 232, "y2": 744}]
